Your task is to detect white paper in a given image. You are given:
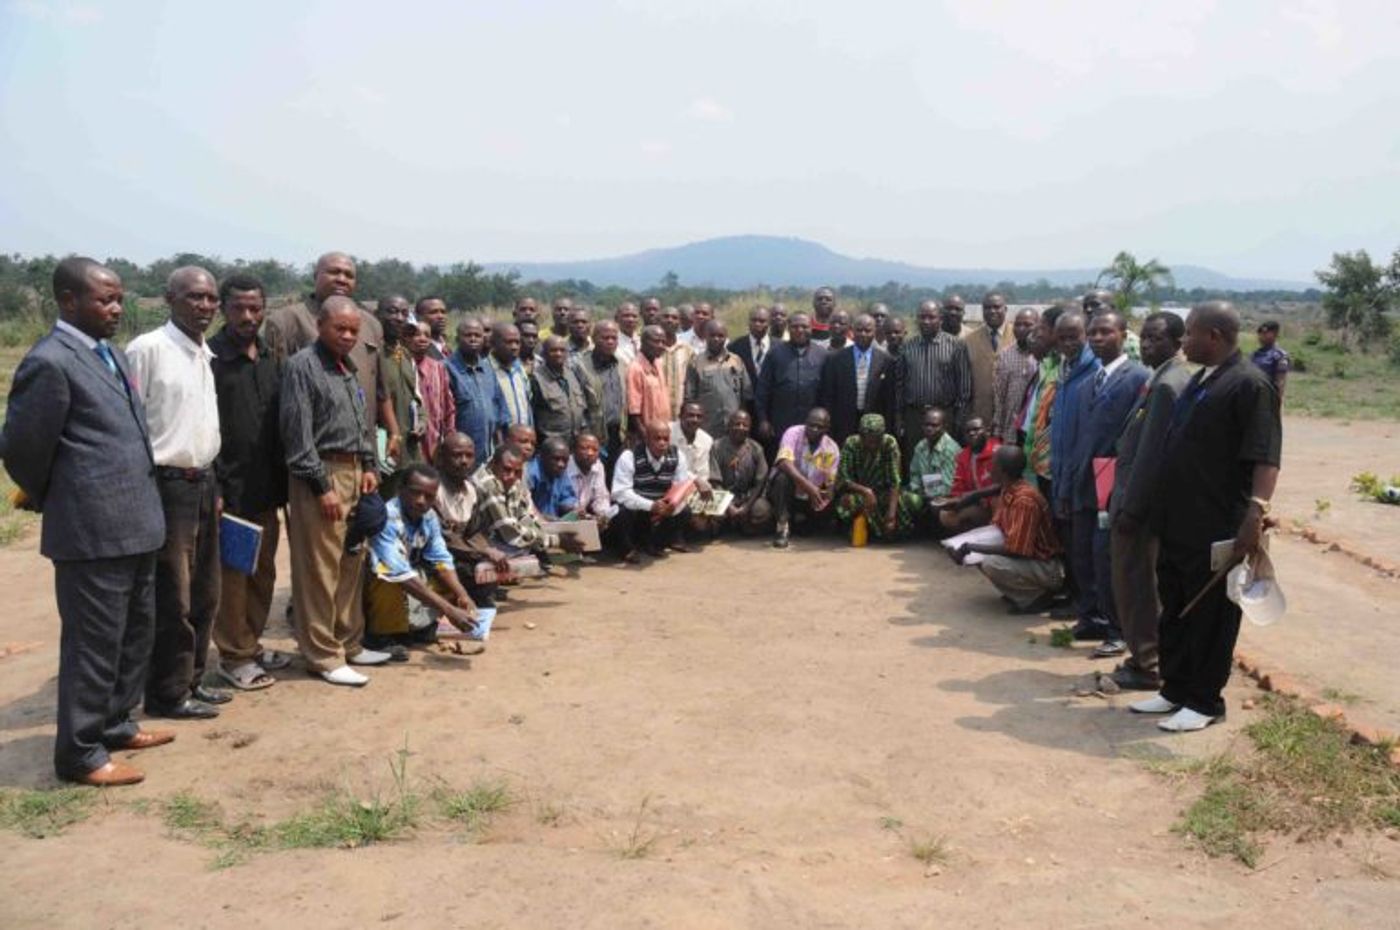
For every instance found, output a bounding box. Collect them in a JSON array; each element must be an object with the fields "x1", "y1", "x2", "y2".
[{"x1": 941, "y1": 525, "x2": 1005, "y2": 566}]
